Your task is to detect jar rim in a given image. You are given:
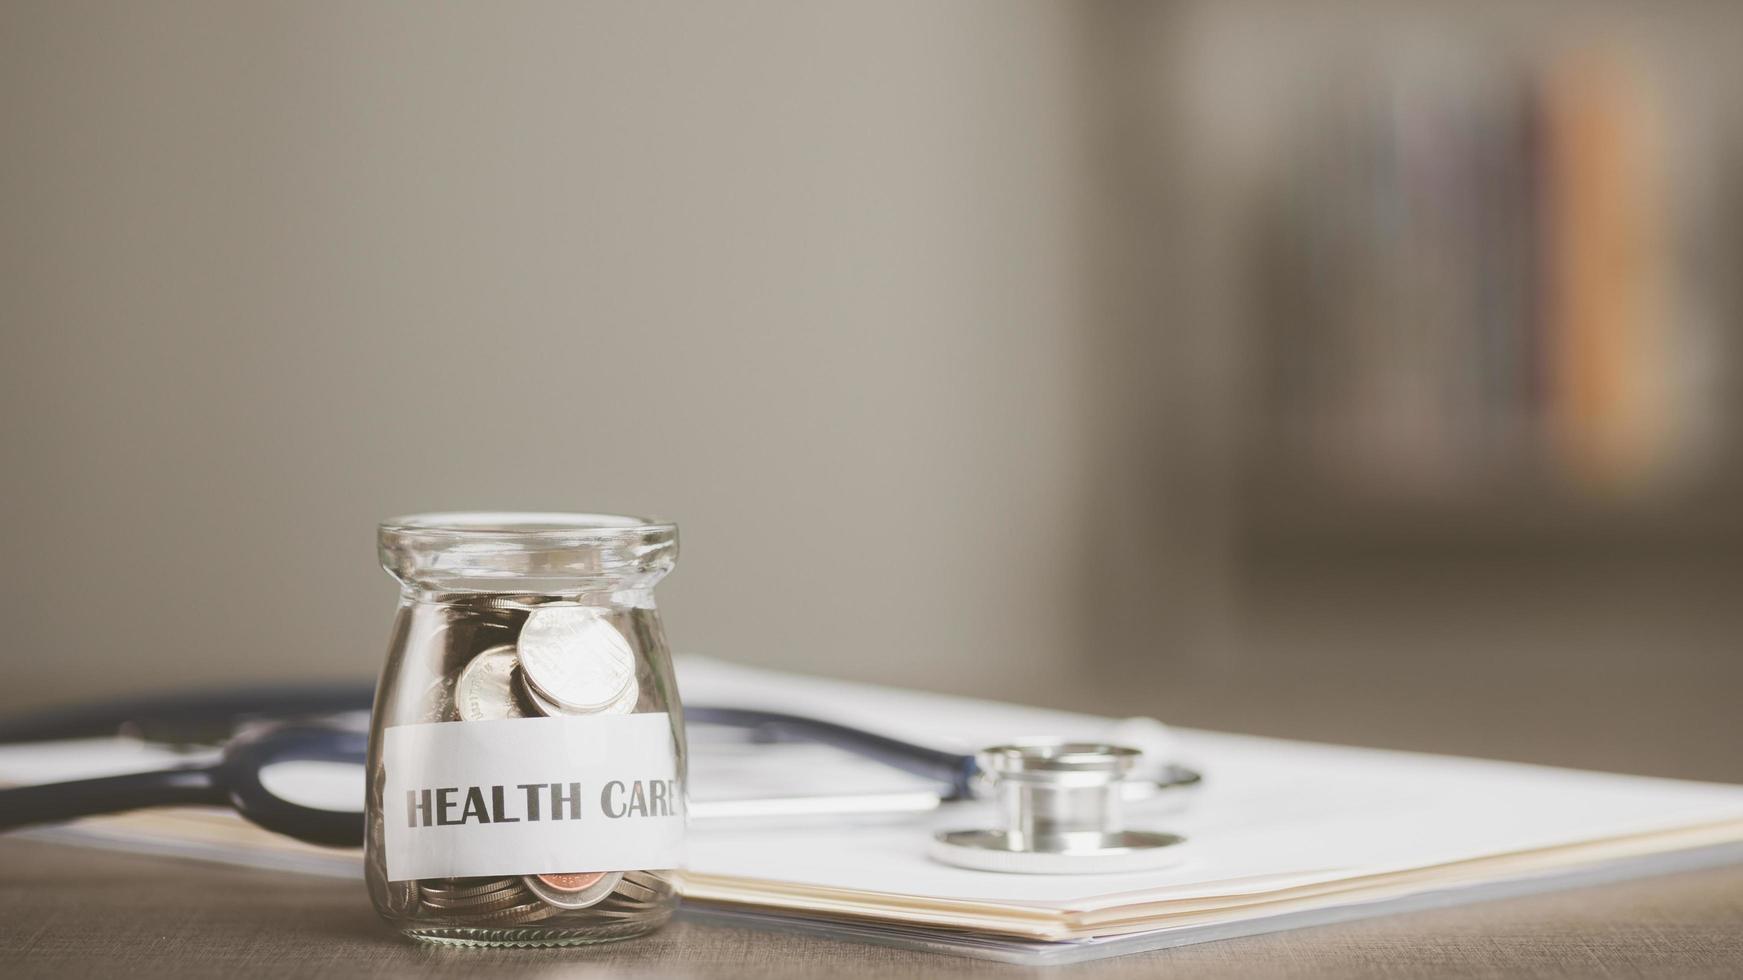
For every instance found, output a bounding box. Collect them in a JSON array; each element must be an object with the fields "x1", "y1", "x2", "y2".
[
  {"x1": 379, "y1": 511, "x2": 678, "y2": 592},
  {"x1": 380, "y1": 511, "x2": 676, "y2": 538}
]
